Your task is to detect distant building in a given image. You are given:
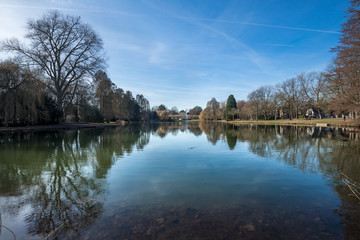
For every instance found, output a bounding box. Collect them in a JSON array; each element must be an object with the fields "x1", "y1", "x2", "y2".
[
  {"x1": 306, "y1": 108, "x2": 324, "y2": 118},
  {"x1": 306, "y1": 108, "x2": 316, "y2": 118},
  {"x1": 179, "y1": 110, "x2": 187, "y2": 120}
]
